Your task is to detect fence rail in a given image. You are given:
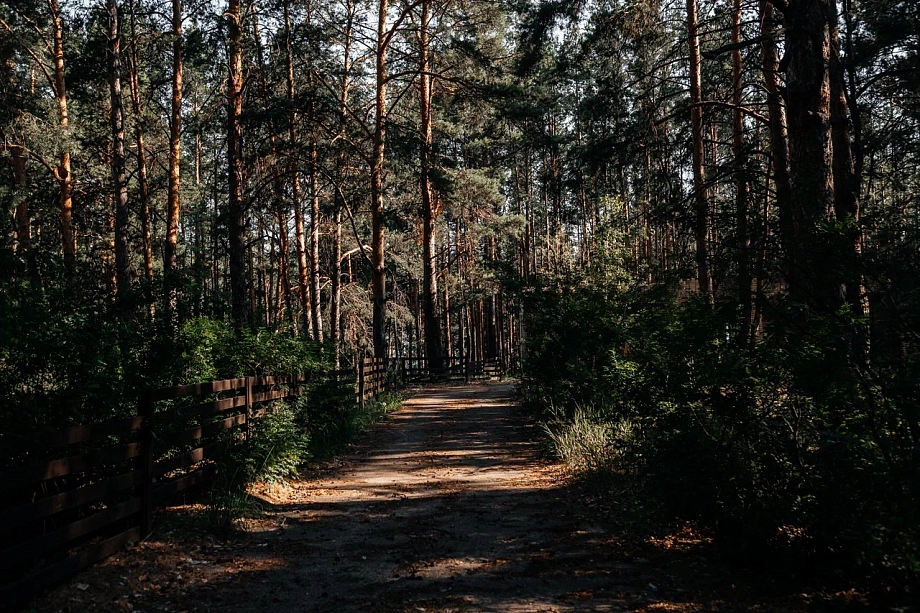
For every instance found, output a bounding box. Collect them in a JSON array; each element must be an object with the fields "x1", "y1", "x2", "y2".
[
  {"x1": 1, "y1": 356, "x2": 503, "y2": 608},
  {"x1": 357, "y1": 355, "x2": 503, "y2": 405}
]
